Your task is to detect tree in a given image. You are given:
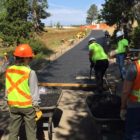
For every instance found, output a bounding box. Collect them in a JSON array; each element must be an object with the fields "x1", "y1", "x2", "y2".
[
  {"x1": 0, "y1": 0, "x2": 33, "y2": 46},
  {"x1": 29, "y1": 0, "x2": 50, "y2": 32},
  {"x1": 86, "y1": 4, "x2": 98, "y2": 24},
  {"x1": 133, "y1": 1, "x2": 140, "y2": 25},
  {"x1": 101, "y1": 0, "x2": 136, "y2": 26}
]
